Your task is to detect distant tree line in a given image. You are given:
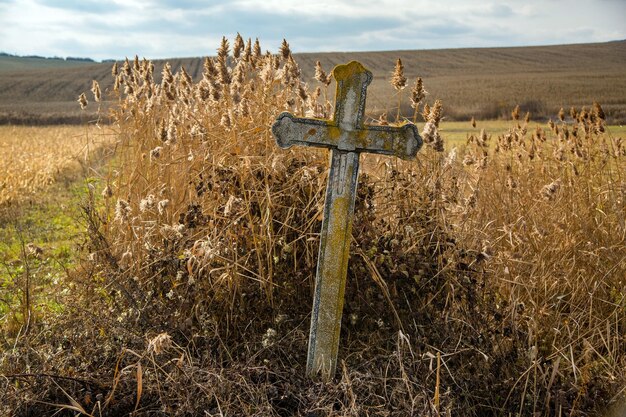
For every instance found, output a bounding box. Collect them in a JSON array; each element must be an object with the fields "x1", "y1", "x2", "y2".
[{"x1": 0, "y1": 52, "x2": 95, "y2": 62}]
